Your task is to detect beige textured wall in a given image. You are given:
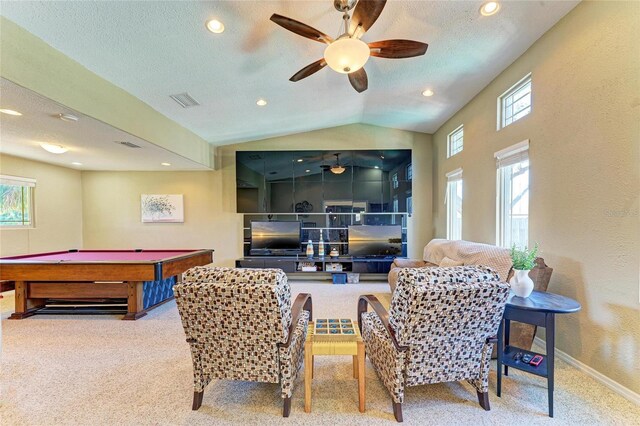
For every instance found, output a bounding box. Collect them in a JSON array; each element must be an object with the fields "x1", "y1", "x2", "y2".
[
  {"x1": 82, "y1": 123, "x2": 433, "y2": 266},
  {"x1": 0, "y1": 154, "x2": 83, "y2": 256},
  {"x1": 432, "y1": 1, "x2": 640, "y2": 393}
]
